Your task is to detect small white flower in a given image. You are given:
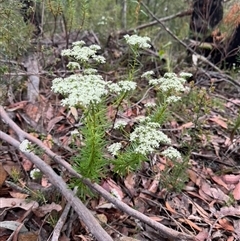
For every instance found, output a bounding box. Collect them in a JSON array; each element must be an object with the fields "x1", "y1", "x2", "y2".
[
  {"x1": 108, "y1": 81, "x2": 136, "y2": 94},
  {"x1": 162, "y1": 147, "x2": 182, "y2": 160},
  {"x1": 166, "y1": 96, "x2": 181, "y2": 104},
  {"x1": 130, "y1": 122, "x2": 171, "y2": 155},
  {"x1": 135, "y1": 116, "x2": 151, "y2": 123},
  {"x1": 71, "y1": 129, "x2": 80, "y2": 136},
  {"x1": 108, "y1": 142, "x2": 122, "y2": 156},
  {"x1": 114, "y1": 119, "x2": 128, "y2": 129},
  {"x1": 83, "y1": 68, "x2": 98, "y2": 75},
  {"x1": 72, "y1": 40, "x2": 85, "y2": 47},
  {"x1": 141, "y1": 70, "x2": 154, "y2": 79},
  {"x1": 30, "y1": 168, "x2": 41, "y2": 179},
  {"x1": 144, "y1": 102, "x2": 156, "y2": 108},
  {"x1": 19, "y1": 139, "x2": 32, "y2": 153},
  {"x1": 67, "y1": 62, "x2": 80, "y2": 70},
  {"x1": 118, "y1": 81, "x2": 136, "y2": 92},
  {"x1": 108, "y1": 83, "x2": 122, "y2": 94},
  {"x1": 124, "y1": 34, "x2": 151, "y2": 49},
  {"x1": 179, "y1": 72, "x2": 192, "y2": 78}
]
